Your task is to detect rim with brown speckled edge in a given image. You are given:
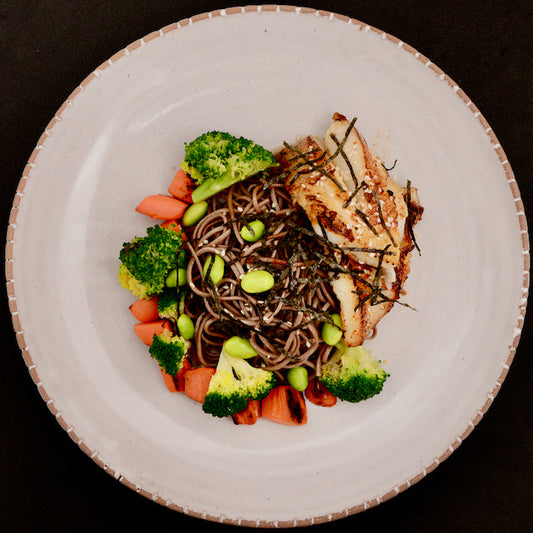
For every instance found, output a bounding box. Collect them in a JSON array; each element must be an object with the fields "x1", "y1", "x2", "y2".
[{"x1": 5, "y1": 5, "x2": 530, "y2": 528}]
